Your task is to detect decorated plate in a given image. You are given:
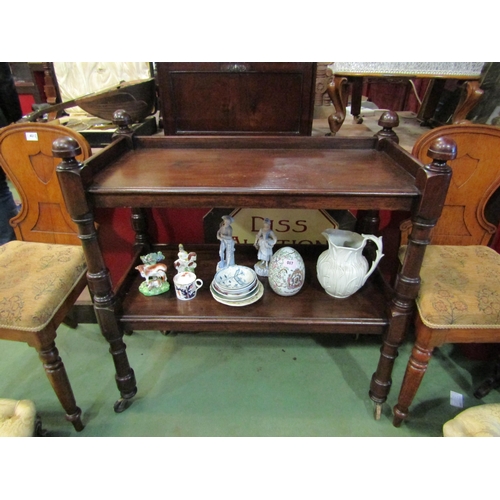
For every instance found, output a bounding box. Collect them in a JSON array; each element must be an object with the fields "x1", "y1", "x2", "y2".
[
  {"x1": 210, "y1": 281, "x2": 264, "y2": 307},
  {"x1": 210, "y1": 280, "x2": 259, "y2": 301}
]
